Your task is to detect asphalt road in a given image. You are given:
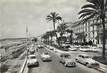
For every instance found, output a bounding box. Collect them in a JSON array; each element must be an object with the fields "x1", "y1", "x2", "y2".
[{"x1": 26, "y1": 44, "x2": 102, "y2": 73}]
